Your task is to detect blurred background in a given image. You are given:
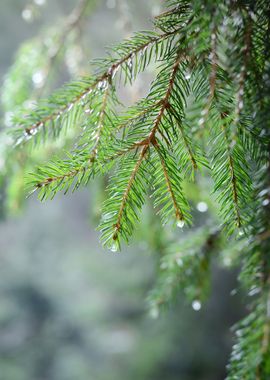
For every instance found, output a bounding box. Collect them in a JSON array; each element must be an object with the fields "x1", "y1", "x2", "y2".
[{"x1": 0, "y1": 1, "x2": 246, "y2": 379}]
